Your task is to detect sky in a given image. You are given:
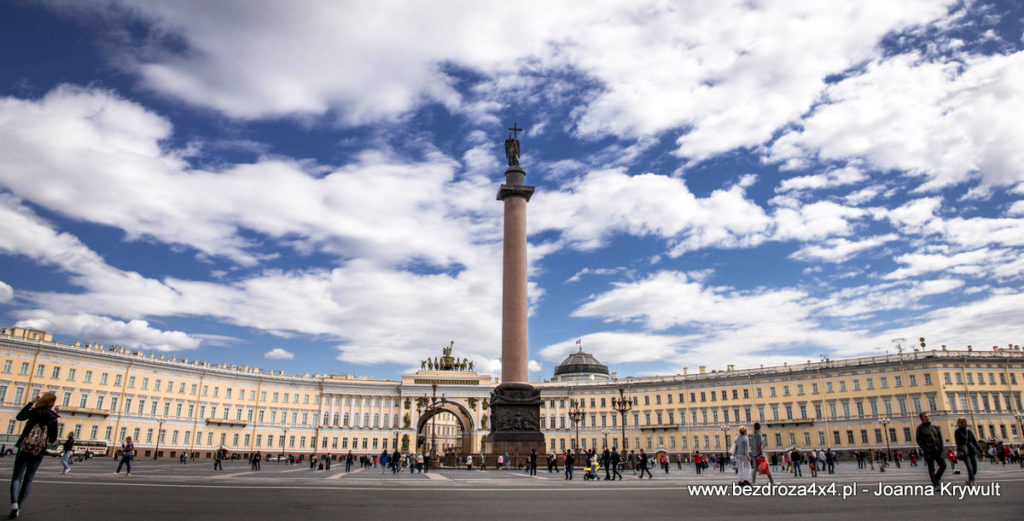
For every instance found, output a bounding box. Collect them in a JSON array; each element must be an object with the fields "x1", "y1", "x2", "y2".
[{"x1": 1, "y1": 0, "x2": 1023, "y2": 382}]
